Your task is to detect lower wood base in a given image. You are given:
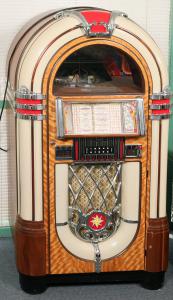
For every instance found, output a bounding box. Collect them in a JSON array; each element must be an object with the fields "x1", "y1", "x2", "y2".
[
  {"x1": 15, "y1": 216, "x2": 46, "y2": 276},
  {"x1": 146, "y1": 217, "x2": 169, "y2": 272},
  {"x1": 19, "y1": 271, "x2": 165, "y2": 294}
]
